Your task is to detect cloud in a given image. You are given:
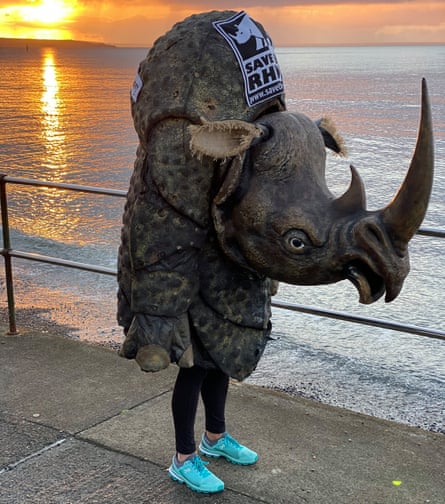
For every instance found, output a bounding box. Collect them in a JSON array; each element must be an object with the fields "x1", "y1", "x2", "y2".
[
  {"x1": 1, "y1": 1, "x2": 444, "y2": 45},
  {"x1": 75, "y1": 0, "x2": 440, "y2": 5},
  {"x1": 92, "y1": 1, "x2": 445, "y2": 46},
  {"x1": 0, "y1": 0, "x2": 437, "y2": 8}
]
